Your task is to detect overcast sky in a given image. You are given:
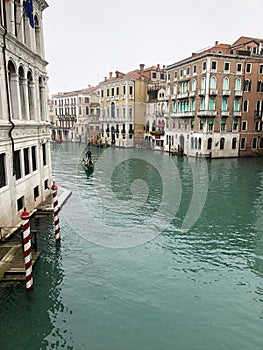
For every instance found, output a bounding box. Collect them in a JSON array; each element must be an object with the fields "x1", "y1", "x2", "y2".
[{"x1": 43, "y1": 0, "x2": 263, "y2": 95}]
